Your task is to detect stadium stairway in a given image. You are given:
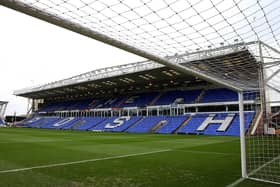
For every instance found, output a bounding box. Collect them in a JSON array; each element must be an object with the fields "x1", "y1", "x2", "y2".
[
  {"x1": 65, "y1": 118, "x2": 86, "y2": 130},
  {"x1": 113, "y1": 97, "x2": 128, "y2": 108},
  {"x1": 30, "y1": 118, "x2": 58, "y2": 128},
  {"x1": 73, "y1": 117, "x2": 106, "y2": 131},
  {"x1": 150, "y1": 119, "x2": 168, "y2": 133},
  {"x1": 173, "y1": 115, "x2": 193, "y2": 134},
  {"x1": 36, "y1": 88, "x2": 257, "y2": 113},
  {"x1": 0, "y1": 118, "x2": 5, "y2": 126},
  {"x1": 89, "y1": 117, "x2": 118, "y2": 132},
  {"x1": 247, "y1": 110, "x2": 263, "y2": 135},
  {"x1": 124, "y1": 117, "x2": 146, "y2": 131},
  {"x1": 47, "y1": 117, "x2": 81, "y2": 130},
  {"x1": 156, "y1": 115, "x2": 190, "y2": 134},
  {"x1": 126, "y1": 116, "x2": 166, "y2": 133},
  {"x1": 149, "y1": 92, "x2": 164, "y2": 106},
  {"x1": 106, "y1": 116, "x2": 142, "y2": 132},
  {"x1": 22, "y1": 117, "x2": 44, "y2": 128},
  {"x1": 23, "y1": 111, "x2": 255, "y2": 136},
  {"x1": 39, "y1": 118, "x2": 62, "y2": 129},
  {"x1": 60, "y1": 118, "x2": 84, "y2": 130},
  {"x1": 177, "y1": 112, "x2": 255, "y2": 136},
  {"x1": 195, "y1": 89, "x2": 206, "y2": 103}
]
